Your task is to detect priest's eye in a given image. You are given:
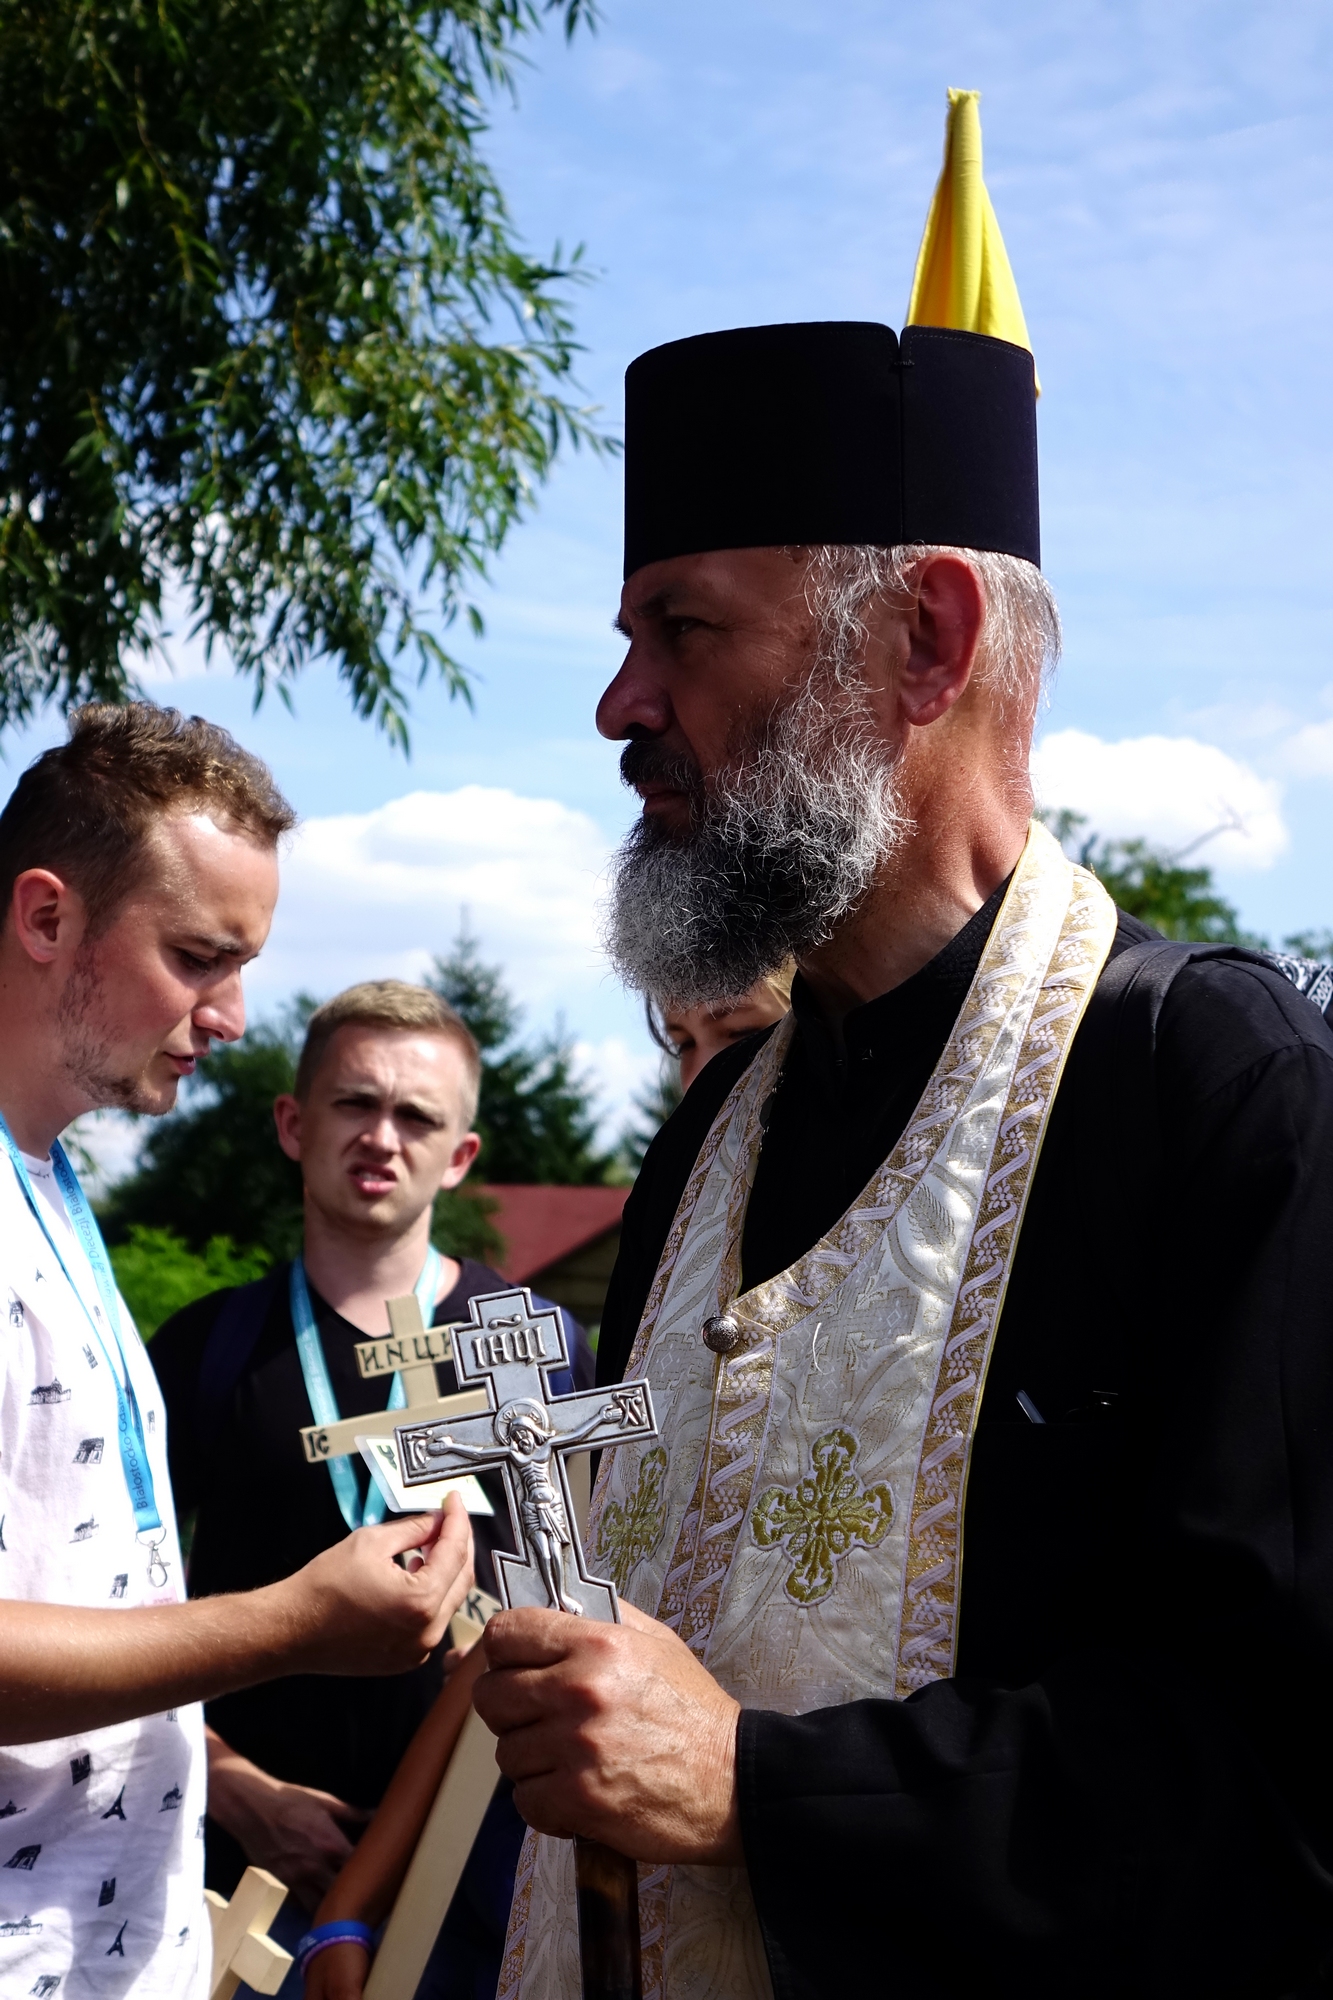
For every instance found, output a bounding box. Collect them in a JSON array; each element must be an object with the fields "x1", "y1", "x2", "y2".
[
  {"x1": 177, "y1": 949, "x2": 215, "y2": 974},
  {"x1": 663, "y1": 615, "x2": 700, "y2": 639}
]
